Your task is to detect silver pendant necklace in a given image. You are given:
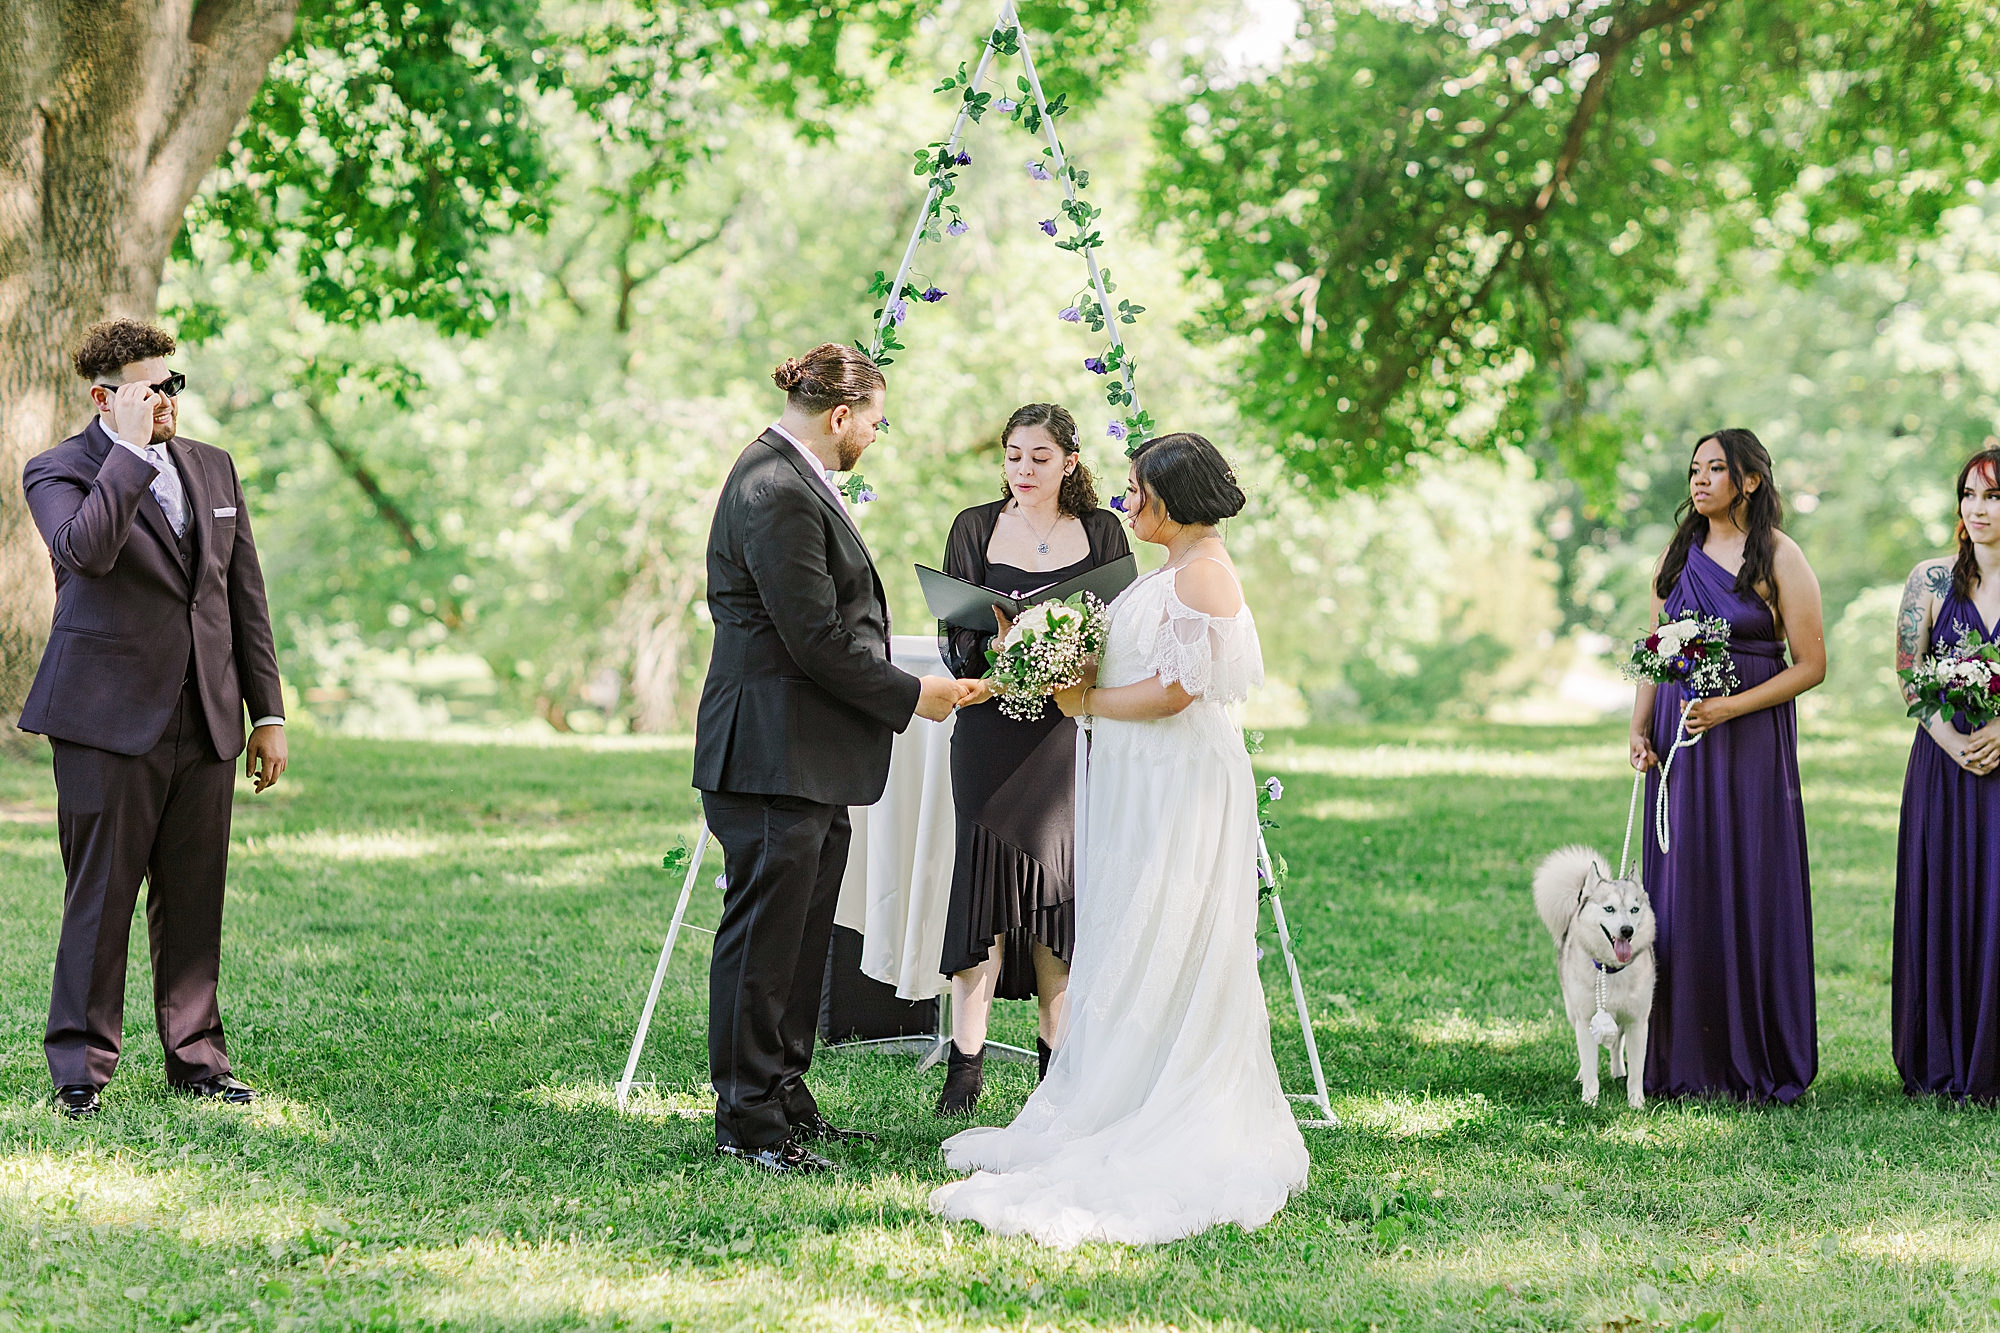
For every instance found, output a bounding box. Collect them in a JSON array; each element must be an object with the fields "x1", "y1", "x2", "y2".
[{"x1": 1019, "y1": 505, "x2": 1061, "y2": 555}]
